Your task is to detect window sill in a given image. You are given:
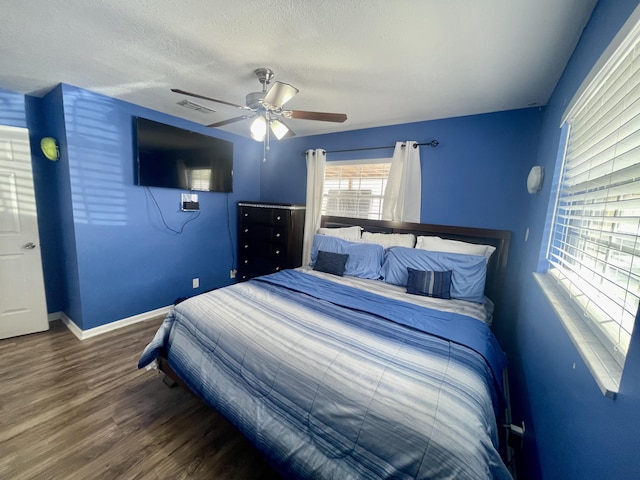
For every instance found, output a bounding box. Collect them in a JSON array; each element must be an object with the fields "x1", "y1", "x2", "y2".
[{"x1": 533, "y1": 272, "x2": 621, "y2": 399}]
